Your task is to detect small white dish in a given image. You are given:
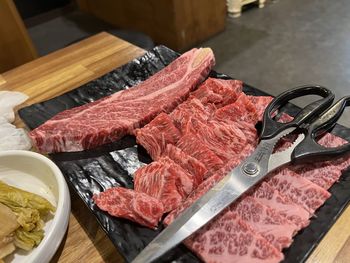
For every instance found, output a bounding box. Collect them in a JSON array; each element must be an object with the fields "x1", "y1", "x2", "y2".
[{"x1": 0, "y1": 150, "x2": 70, "y2": 263}]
